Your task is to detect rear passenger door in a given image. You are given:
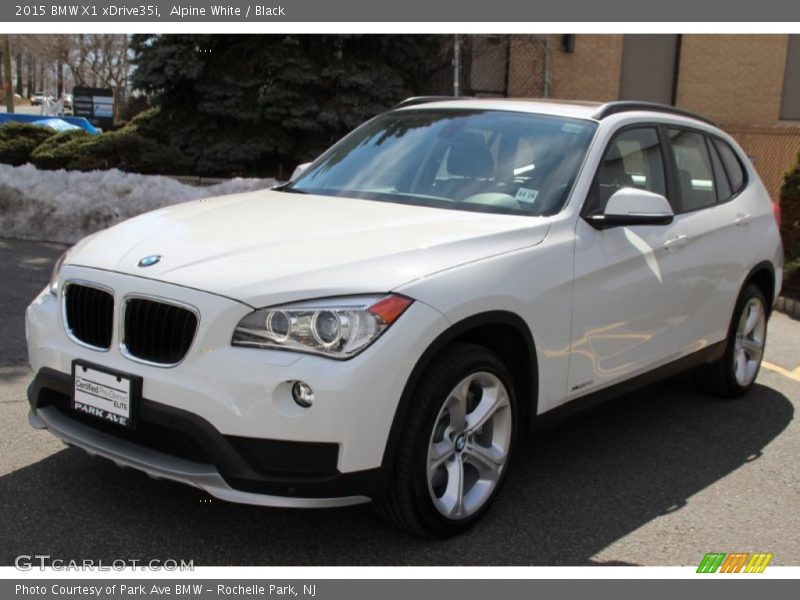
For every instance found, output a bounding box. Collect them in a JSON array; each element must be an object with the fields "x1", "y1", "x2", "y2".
[{"x1": 664, "y1": 128, "x2": 753, "y2": 356}]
